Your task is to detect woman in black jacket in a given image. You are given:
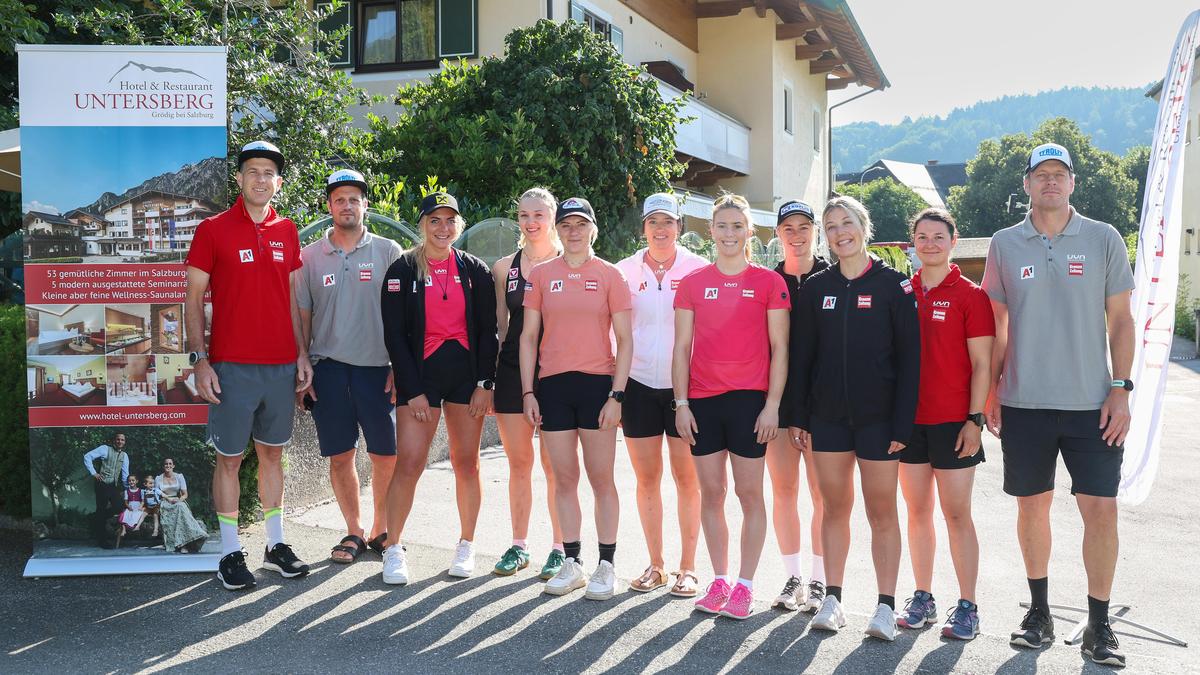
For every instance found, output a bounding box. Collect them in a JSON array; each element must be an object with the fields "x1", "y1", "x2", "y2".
[
  {"x1": 378, "y1": 192, "x2": 498, "y2": 585},
  {"x1": 787, "y1": 195, "x2": 920, "y2": 642}
]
